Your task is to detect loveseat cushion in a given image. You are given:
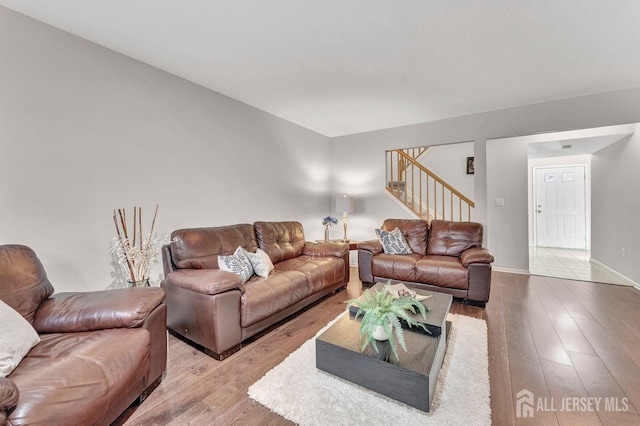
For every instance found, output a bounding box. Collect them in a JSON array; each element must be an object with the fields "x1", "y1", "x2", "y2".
[
  {"x1": 460, "y1": 247, "x2": 495, "y2": 267},
  {"x1": 357, "y1": 239, "x2": 383, "y2": 254},
  {"x1": 415, "y1": 255, "x2": 469, "y2": 290},
  {"x1": 33, "y1": 288, "x2": 166, "y2": 333},
  {"x1": 302, "y1": 242, "x2": 349, "y2": 258},
  {"x1": 171, "y1": 224, "x2": 258, "y2": 269},
  {"x1": 164, "y1": 269, "x2": 244, "y2": 295},
  {"x1": 275, "y1": 255, "x2": 345, "y2": 294},
  {"x1": 8, "y1": 329, "x2": 150, "y2": 425},
  {"x1": 0, "y1": 245, "x2": 54, "y2": 324},
  {"x1": 1, "y1": 377, "x2": 18, "y2": 423},
  {"x1": 382, "y1": 219, "x2": 429, "y2": 255},
  {"x1": 241, "y1": 270, "x2": 310, "y2": 327},
  {"x1": 254, "y1": 221, "x2": 305, "y2": 264},
  {"x1": 426, "y1": 220, "x2": 483, "y2": 257},
  {"x1": 371, "y1": 253, "x2": 423, "y2": 282}
]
